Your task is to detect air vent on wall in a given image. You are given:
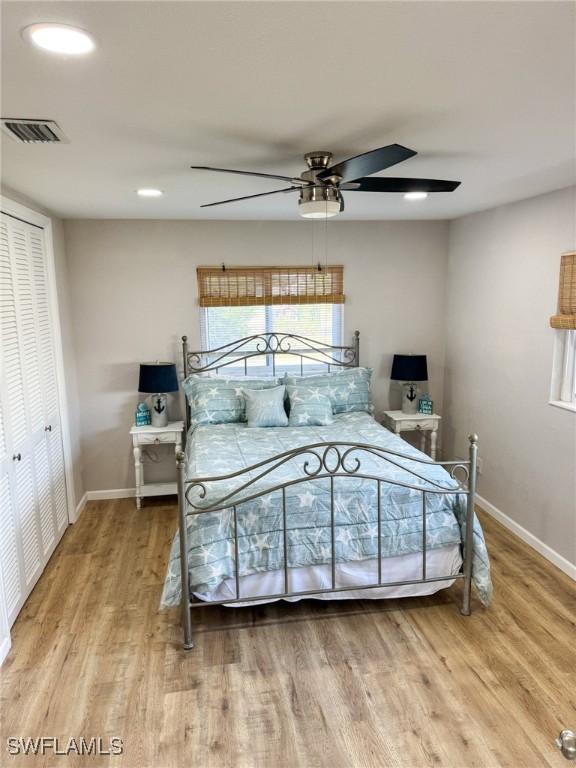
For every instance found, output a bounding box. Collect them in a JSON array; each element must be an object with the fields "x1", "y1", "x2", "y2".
[{"x1": 1, "y1": 118, "x2": 69, "y2": 144}]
